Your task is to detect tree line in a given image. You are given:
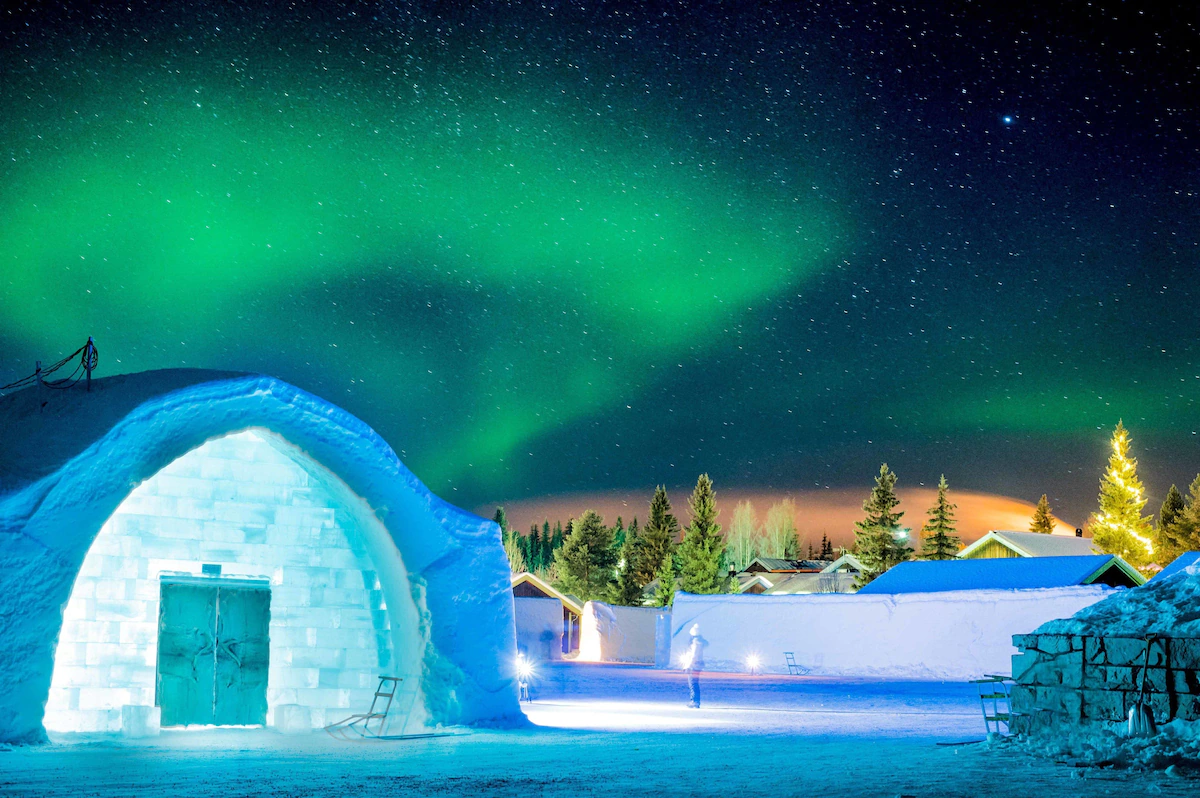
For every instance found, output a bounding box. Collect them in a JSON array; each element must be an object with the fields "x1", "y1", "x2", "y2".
[
  {"x1": 496, "y1": 474, "x2": 733, "y2": 607},
  {"x1": 497, "y1": 419, "x2": 1194, "y2": 600}
]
